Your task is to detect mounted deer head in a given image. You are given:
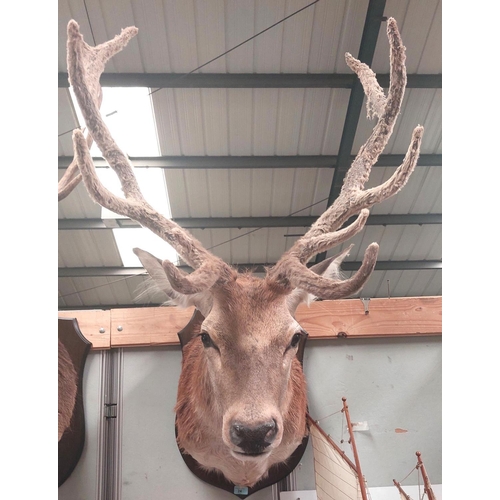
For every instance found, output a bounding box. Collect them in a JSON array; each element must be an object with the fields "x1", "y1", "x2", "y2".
[{"x1": 65, "y1": 17, "x2": 423, "y2": 488}]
